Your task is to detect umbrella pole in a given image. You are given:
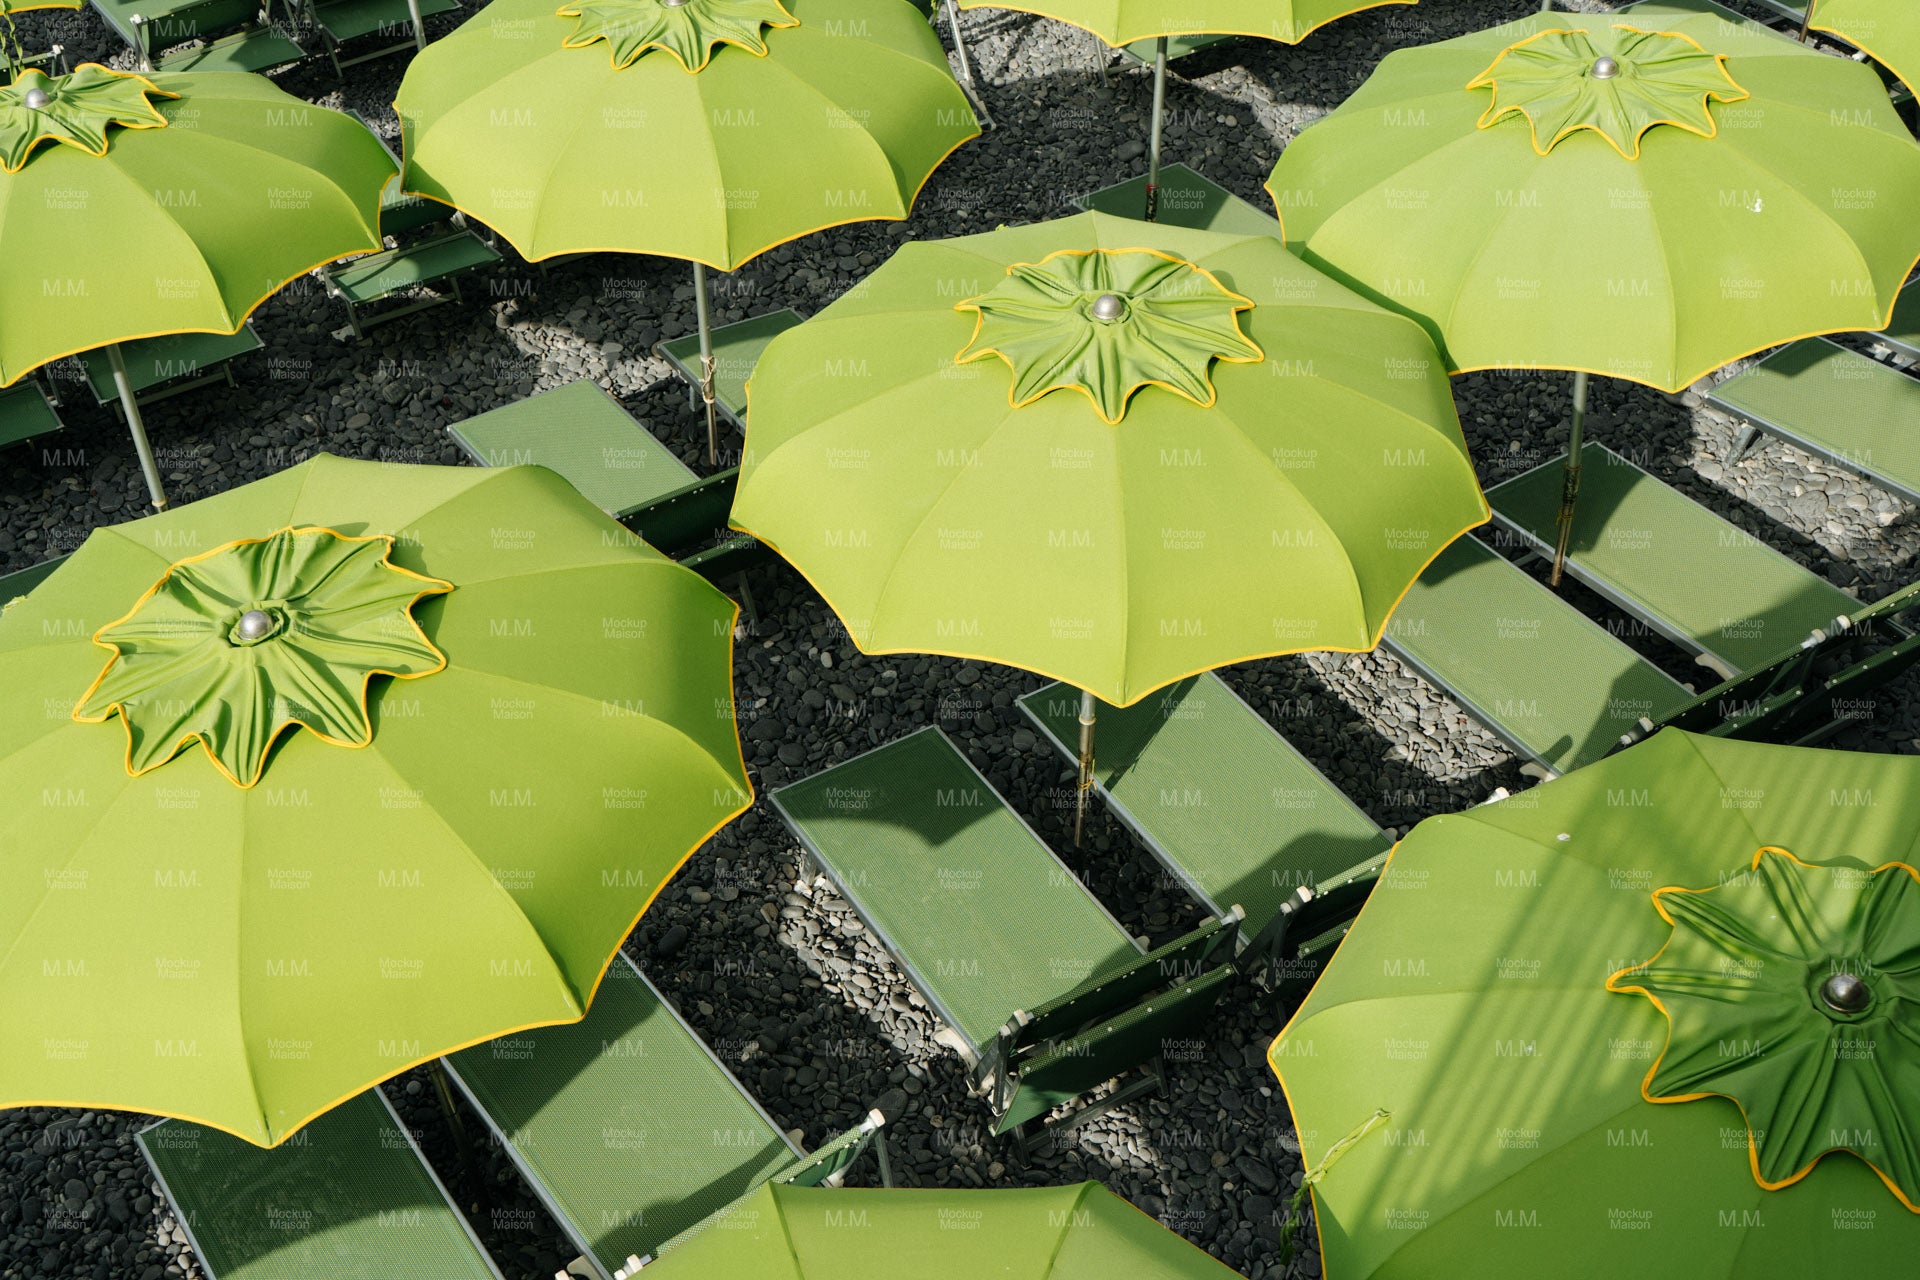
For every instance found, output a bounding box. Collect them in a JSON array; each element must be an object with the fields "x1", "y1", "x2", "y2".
[
  {"x1": 107, "y1": 344, "x2": 168, "y2": 511},
  {"x1": 1144, "y1": 37, "x2": 1168, "y2": 222},
  {"x1": 1797, "y1": 0, "x2": 1815, "y2": 42},
  {"x1": 1550, "y1": 369, "x2": 1588, "y2": 587},
  {"x1": 1072, "y1": 689, "x2": 1097, "y2": 848},
  {"x1": 692, "y1": 261, "x2": 719, "y2": 467},
  {"x1": 406, "y1": 0, "x2": 426, "y2": 50},
  {"x1": 427, "y1": 1060, "x2": 488, "y2": 1213}
]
